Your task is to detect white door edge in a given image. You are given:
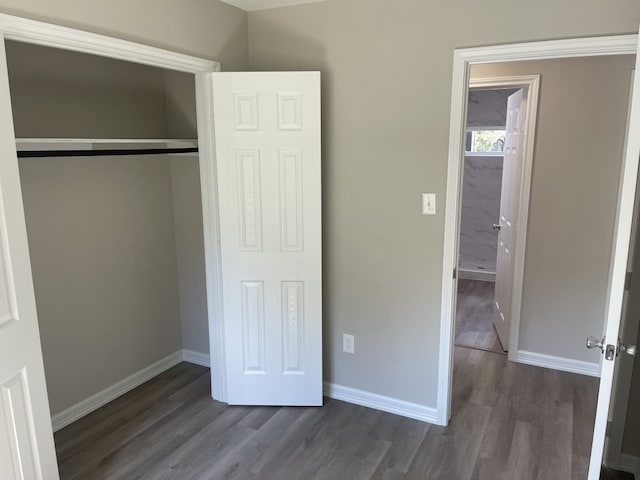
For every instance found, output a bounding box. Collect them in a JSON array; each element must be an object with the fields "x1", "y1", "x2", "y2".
[
  {"x1": 603, "y1": 69, "x2": 637, "y2": 470},
  {"x1": 438, "y1": 33, "x2": 638, "y2": 433},
  {"x1": 587, "y1": 34, "x2": 640, "y2": 479},
  {"x1": 194, "y1": 71, "x2": 228, "y2": 403}
]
